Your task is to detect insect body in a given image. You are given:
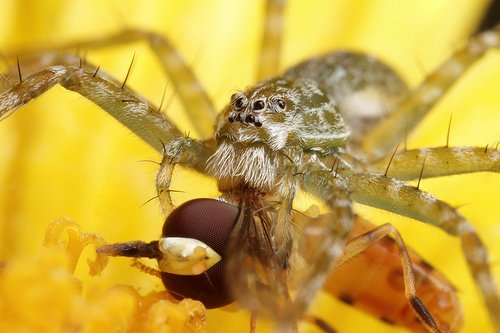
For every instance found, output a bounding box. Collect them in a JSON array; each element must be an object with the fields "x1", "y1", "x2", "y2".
[
  {"x1": 324, "y1": 214, "x2": 463, "y2": 333},
  {"x1": 98, "y1": 198, "x2": 238, "y2": 308},
  {"x1": 0, "y1": 1, "x2": 499, "y2": 333}
]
